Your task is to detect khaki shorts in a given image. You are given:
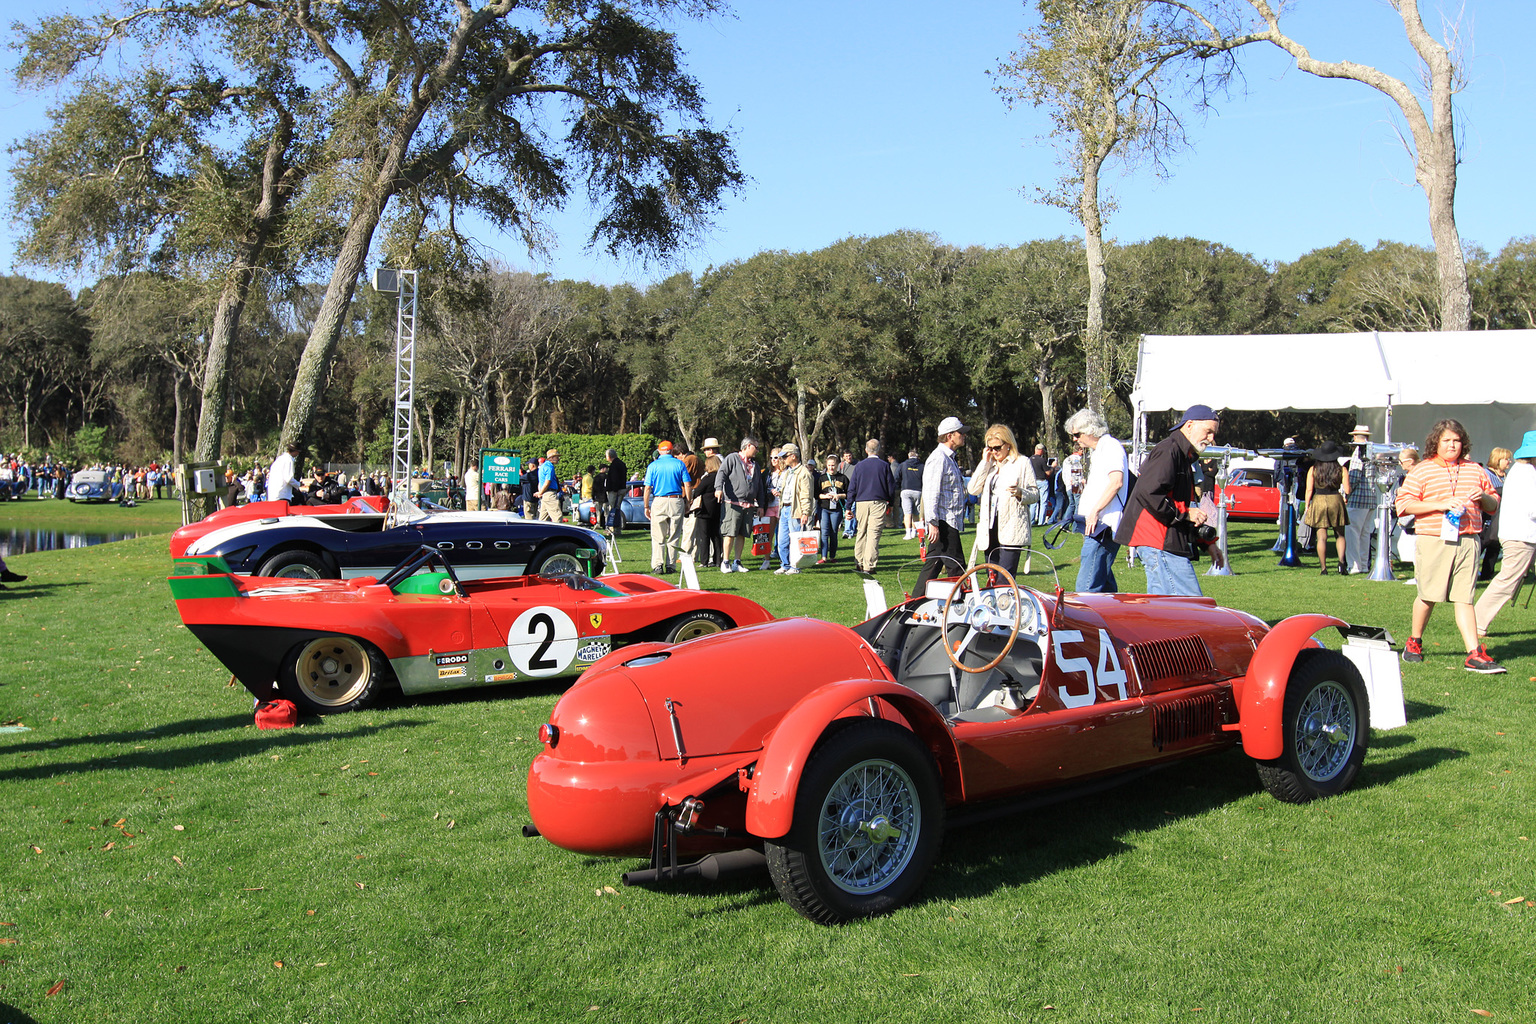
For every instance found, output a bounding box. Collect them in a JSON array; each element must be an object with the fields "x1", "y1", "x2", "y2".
[
  {"x1": 722, "y1": 503, "x2": 756, "y2": 537},
  {"x1": 1414, "y1": 534, "x2": 1480, "y2": 604}
]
